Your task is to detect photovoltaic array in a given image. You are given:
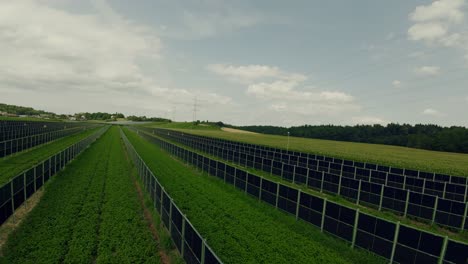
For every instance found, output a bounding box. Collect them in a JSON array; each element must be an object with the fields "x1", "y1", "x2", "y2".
[{"x1": 129, "y1": 126, "x2": 468, "y2": 264}]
